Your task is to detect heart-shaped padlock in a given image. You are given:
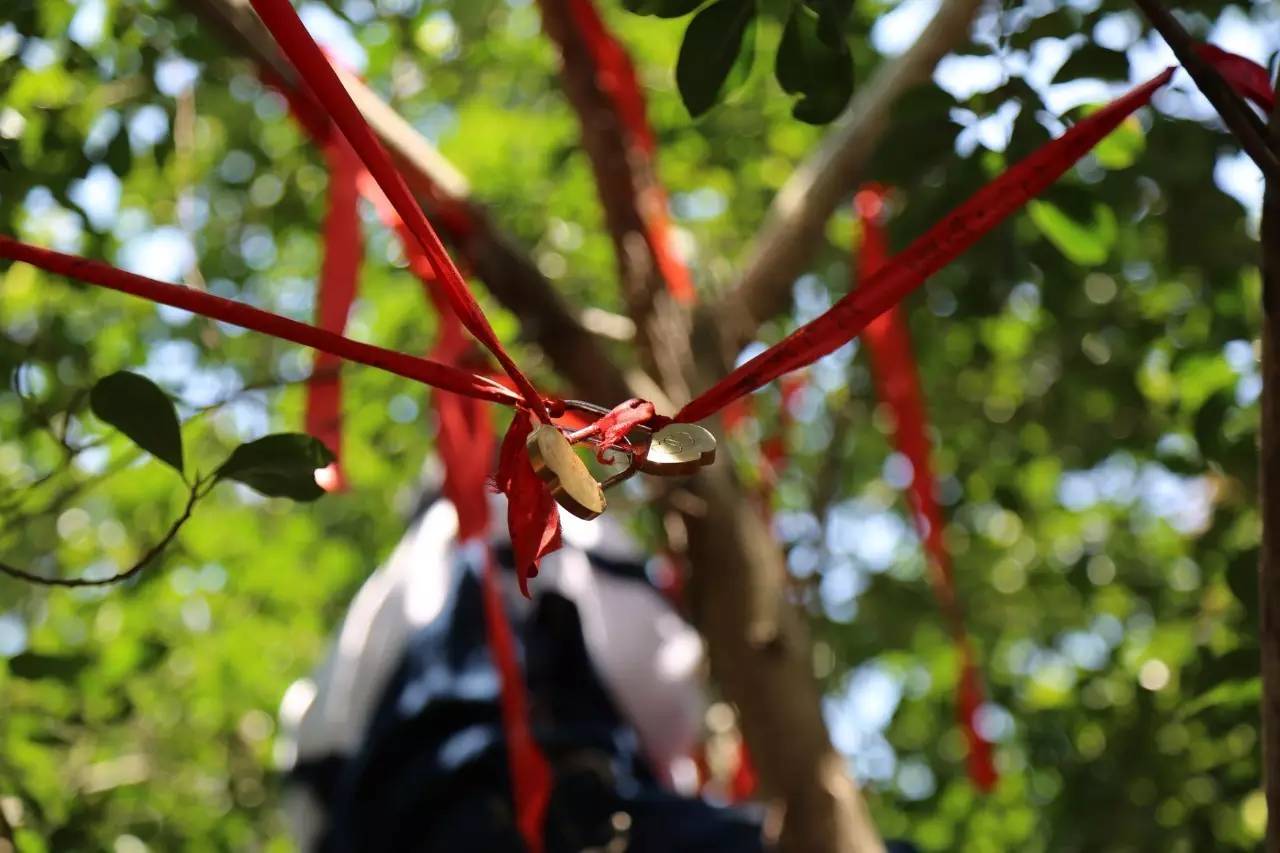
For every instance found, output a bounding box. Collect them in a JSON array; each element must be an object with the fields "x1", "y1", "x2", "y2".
[
  {"x1": 525, "y1": 424, "x2": 607, "y2": 520},
  {"x1": 636, "y1": 423, "x2": 717, "y2": 477}
]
